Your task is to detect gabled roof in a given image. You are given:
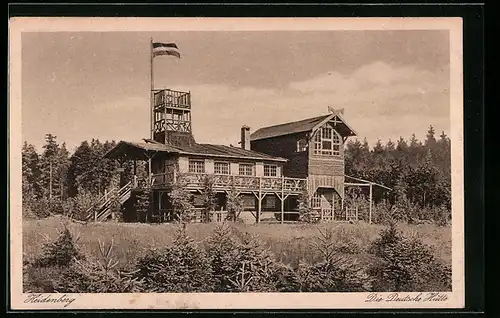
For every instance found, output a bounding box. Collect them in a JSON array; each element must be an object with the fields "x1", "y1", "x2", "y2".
[
  {"x1": 103, "y1": 140, "x2": 287, "y2": 162},
  {"x1": 250, "y1": 112, "x2": 357, "y2": 141},
  {"x1": 250, "y1": 115, "x2": 329, "y2": 141}
]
